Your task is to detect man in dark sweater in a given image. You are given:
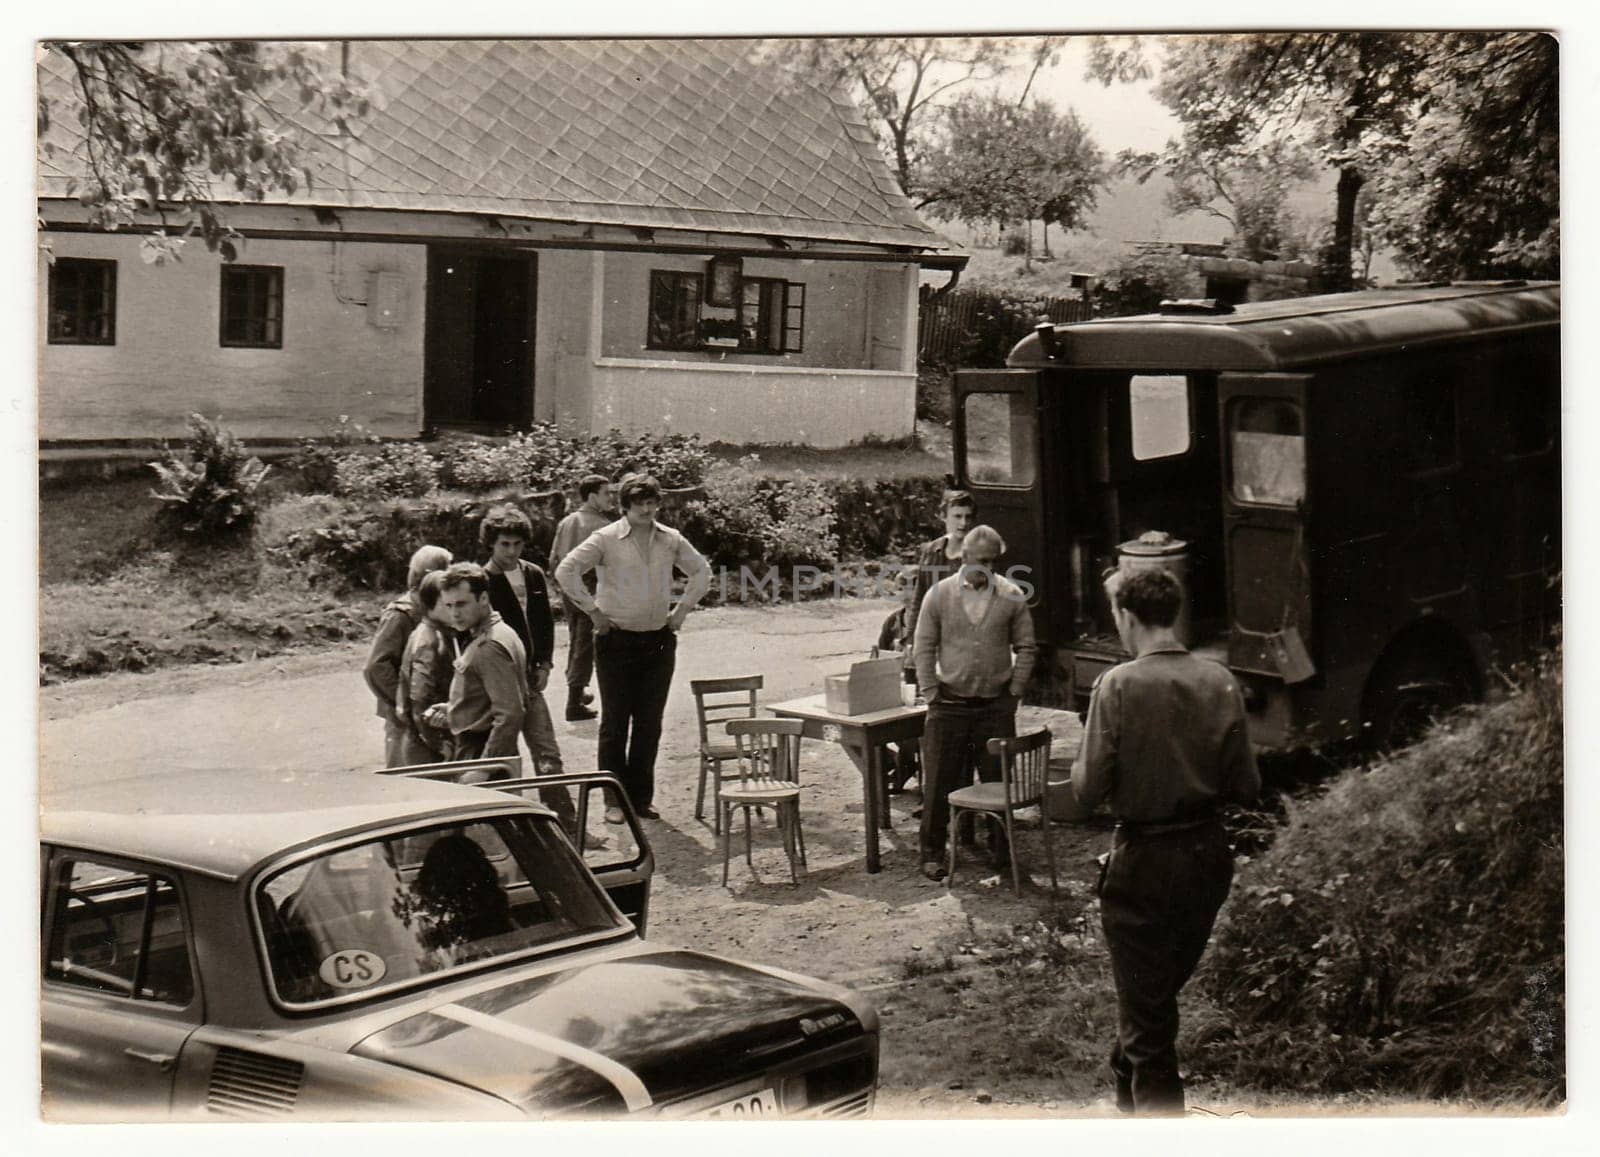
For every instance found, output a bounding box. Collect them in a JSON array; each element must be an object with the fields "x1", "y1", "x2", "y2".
[
  {"x1": 479, "y1": 505, "x2": 564, "y2": 781},
  {"x1": 1072, "y1": 567, "x2": 1260, "y2": 1115},
  {"x1": 912, "y1": 524, "x2": 1037, "y2": 881}
]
